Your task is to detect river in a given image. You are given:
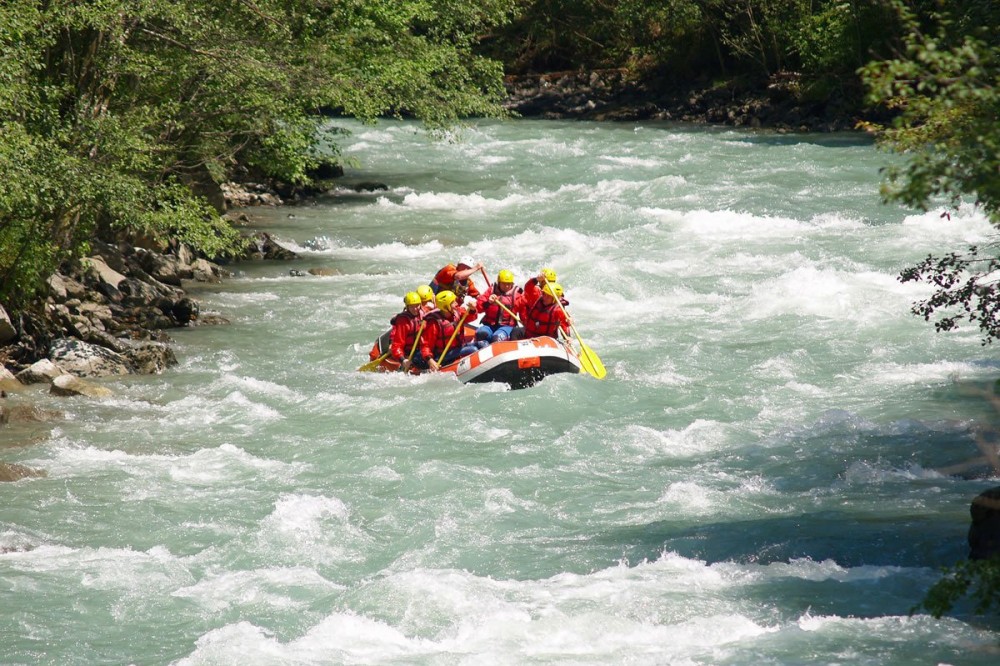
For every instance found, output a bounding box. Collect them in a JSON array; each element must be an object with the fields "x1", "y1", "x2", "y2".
[{"x1": 3, "y1": 119, "x2": 1000, "y2": 664}]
